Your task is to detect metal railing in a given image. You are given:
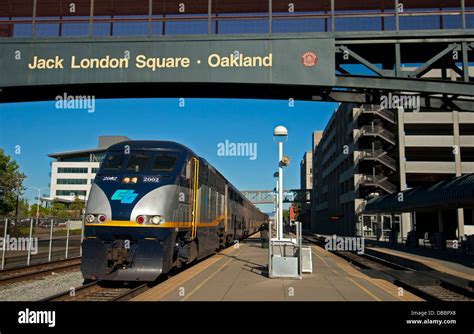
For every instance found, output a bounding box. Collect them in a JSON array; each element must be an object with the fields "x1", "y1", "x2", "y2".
[
  {"x1": 360, "y1": 105, "x2": 396, "y2": 123},
  {"x1": 360, "y1": 125, "x2": 397, "y2": 144},
  {"x1": 361, "y1": 174, "x2": 398, "y2": 194},
  {"x1": 0, "y1": 0, "x2": 471, "y2": 38},
  {"x1": 360, "y1": 148, "x2": 397, "y2": 170},
  {"x1": 0, "y1": 217, "x2": 84, "y2": 270}
]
